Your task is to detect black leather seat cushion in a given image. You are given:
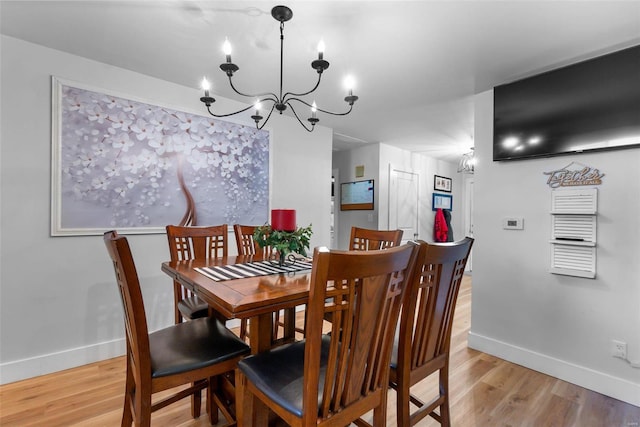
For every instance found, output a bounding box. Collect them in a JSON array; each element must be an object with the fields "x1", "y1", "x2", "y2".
[
  {"x1": 177, "y1": 295, "x2": 209, "y2": 319},
  {"x1": 149, "y1": 316, "x2": 250, "y2": 378},
  {"x1": 238, "y1": 335, "x2": 332, "y2": 418}
]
